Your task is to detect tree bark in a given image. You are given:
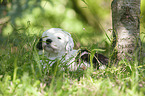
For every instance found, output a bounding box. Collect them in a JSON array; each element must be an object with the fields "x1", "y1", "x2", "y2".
[{"x1": 111, "y1": 0, "x2": 141, "y2": 61}]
